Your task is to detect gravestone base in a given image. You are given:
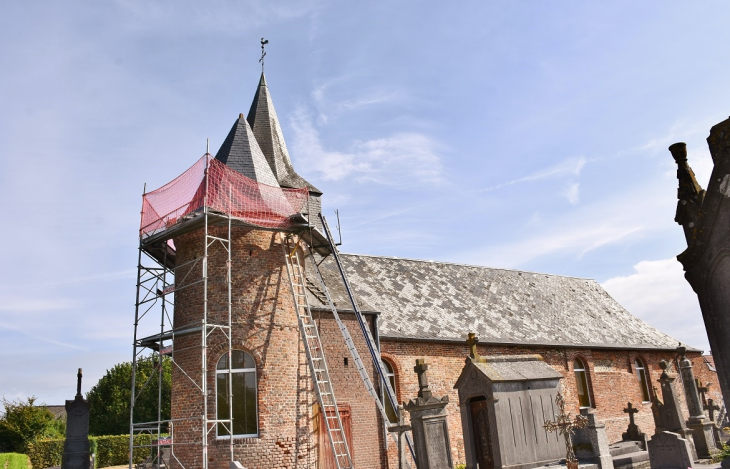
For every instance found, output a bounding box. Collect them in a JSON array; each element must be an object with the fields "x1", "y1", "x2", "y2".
[
  {"x1": 573, "y1": 409, "x2": 613, "y2": 469},
  {"x1": 647, "y1": 431, "x2": 694, "y2": 469},
  {"x1": 405, "y1": 400, "x2": 453, "y2": 469},
  {"x1": 687, "y1": 419, "x2": 719, "y2": 458}
]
